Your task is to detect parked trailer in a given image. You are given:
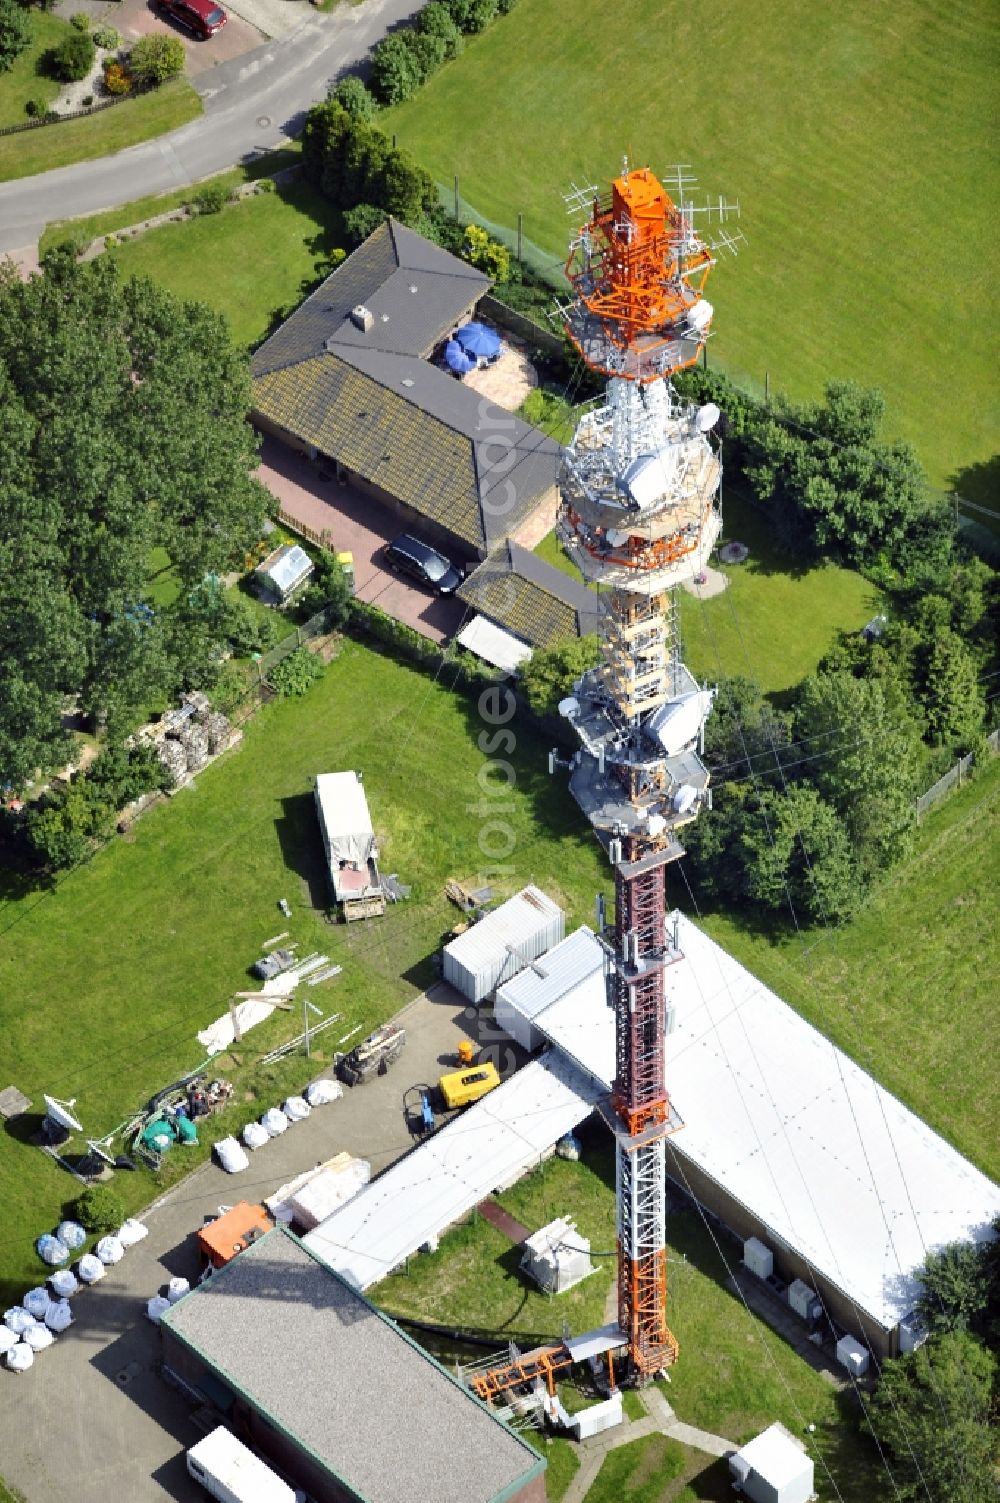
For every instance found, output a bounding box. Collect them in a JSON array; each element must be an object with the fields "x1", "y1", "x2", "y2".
[
  {"x1": 186, "y1": 1427, "x2": 299, "y2": 1503},
  {"x1": 314, "y1": 771, "x2": 386, "y2": 921}
]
